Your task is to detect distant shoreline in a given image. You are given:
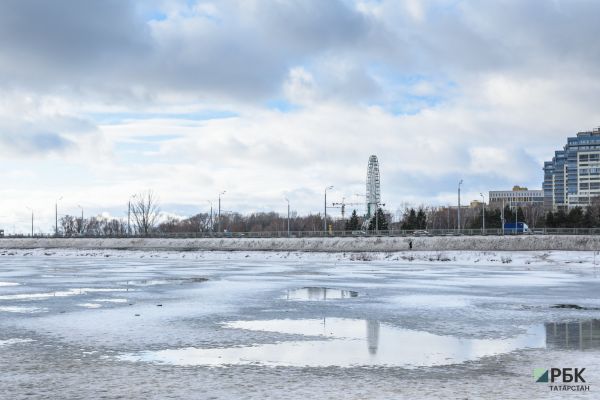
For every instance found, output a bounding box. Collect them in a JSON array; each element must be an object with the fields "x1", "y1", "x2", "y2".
[{"x1": 1, "y1": 236, "x2": 600, "y2": 252}]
